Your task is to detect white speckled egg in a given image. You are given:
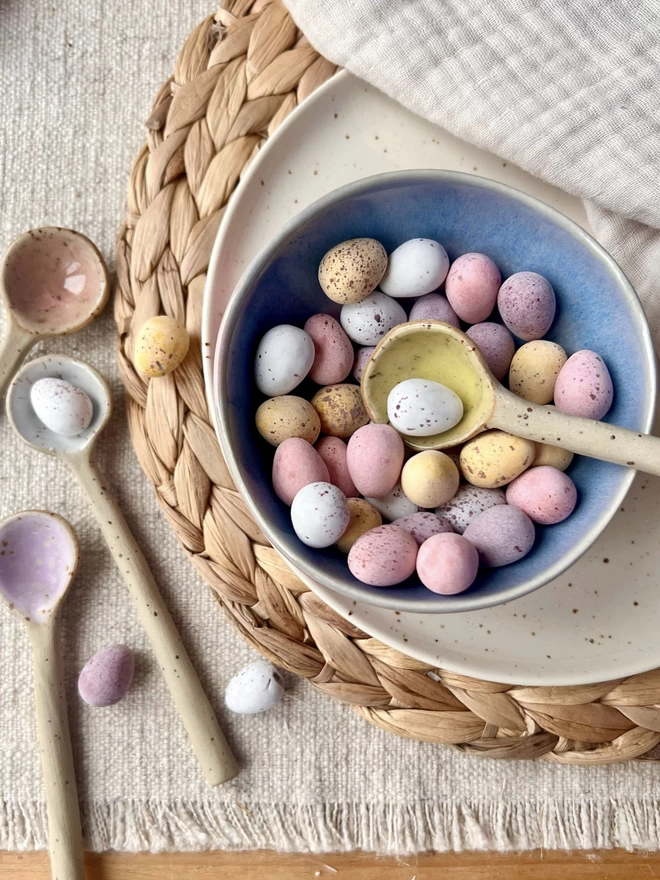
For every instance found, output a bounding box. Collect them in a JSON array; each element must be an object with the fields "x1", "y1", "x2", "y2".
[
  {"x1": 224, "y1": 660, "x2": 284, "y2": 714},
  {"x1": 435, "y1": 484, "x2": 507, "y2": 534},
  {"x1": 340, "y1": 292, "x2": 407, "y2": 345},
  {"x1": 387, "y1": 378, "x2": 463, "y2": 437},
  {"x1": 365, "y1": 481, "x2": 420, "y2": 521},
  {"x1": 254, "y1": 325, "x2": 315, "y2": 395},
  {"x1": 31, "y1": 378, "x2": 94, "y2": 436},
  {"x1": 290, "y1": 481, "x2": 350, "y2": 548},
  {"x1": 380, "y1": 239, "x2": 450, "y2": 298}
]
